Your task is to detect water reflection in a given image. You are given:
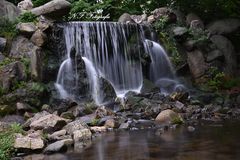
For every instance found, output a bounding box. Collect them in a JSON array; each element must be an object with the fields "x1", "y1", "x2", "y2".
[{"x1": 28, "y1": 121, "x2": 240, "y2": 160}]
